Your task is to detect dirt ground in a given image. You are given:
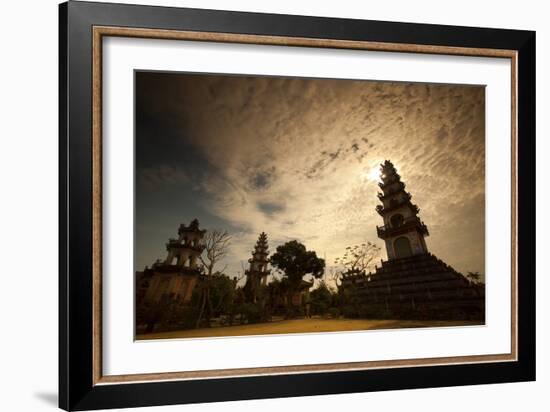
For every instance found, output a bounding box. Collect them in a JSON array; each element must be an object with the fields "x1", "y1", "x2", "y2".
[{"x1": 137, "y1": 318, "x2": 482, "y2": 340}]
